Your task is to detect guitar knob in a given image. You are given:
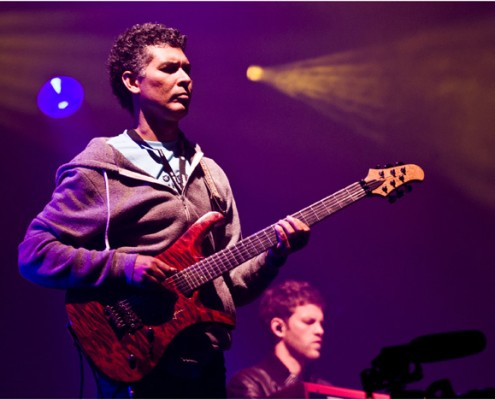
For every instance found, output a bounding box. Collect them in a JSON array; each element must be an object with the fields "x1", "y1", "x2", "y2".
[
  {"x1": 146, "y1": 327, "x2": 155, "y2": 342},
  {"x1": 128, "y1": 354, "x2": 137, "y2": 369}
]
